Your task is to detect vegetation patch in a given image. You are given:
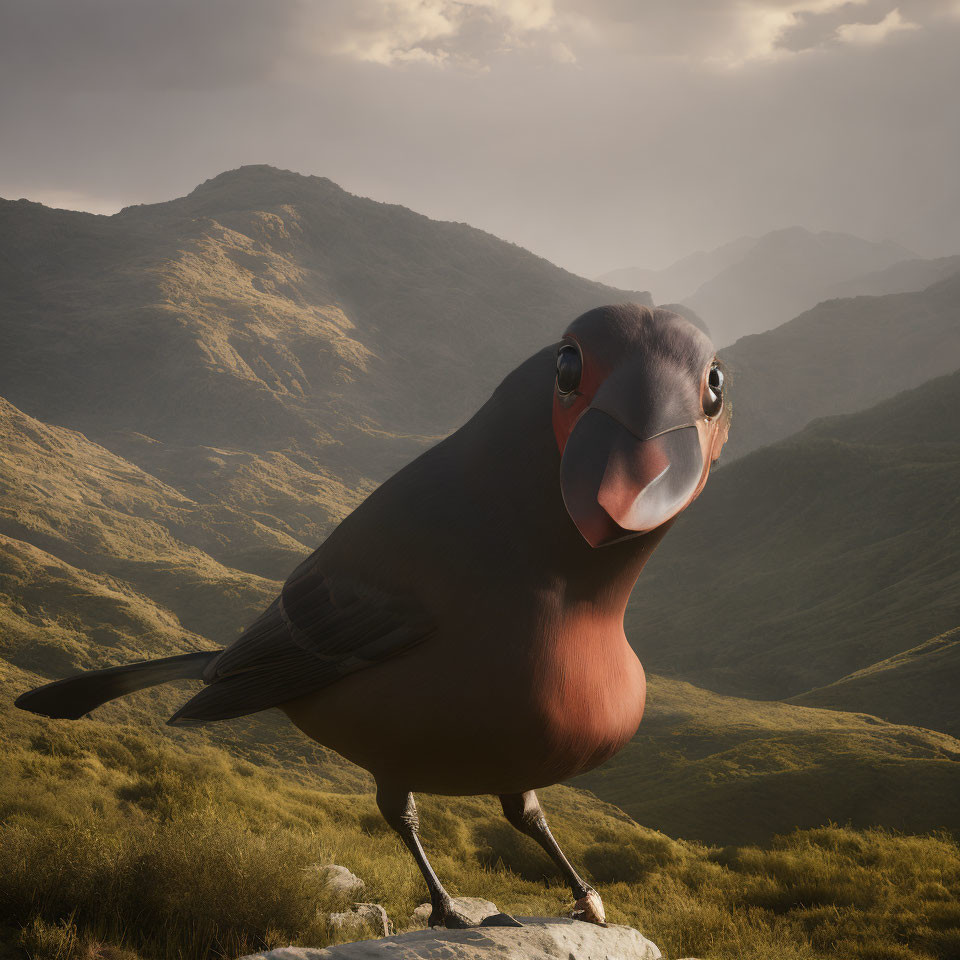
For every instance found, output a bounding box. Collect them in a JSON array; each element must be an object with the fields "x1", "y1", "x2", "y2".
[{"x1": 2, "y1": 703, "x2": 958, "y2": 960}]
